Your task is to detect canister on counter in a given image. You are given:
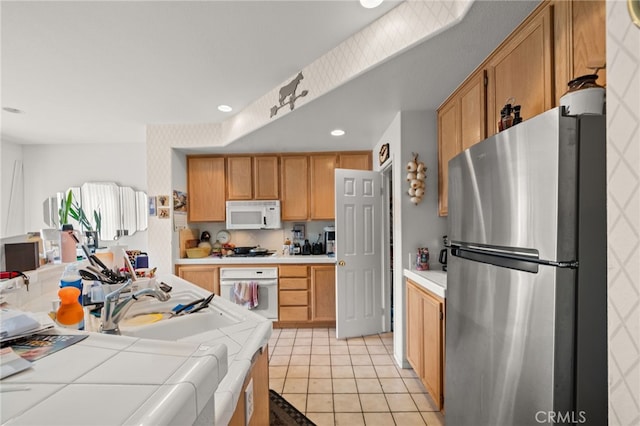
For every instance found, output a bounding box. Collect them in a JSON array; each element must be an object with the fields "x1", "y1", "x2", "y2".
[{"x1": 416, "y1": 247, "x2": 430, "y2": 271}]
